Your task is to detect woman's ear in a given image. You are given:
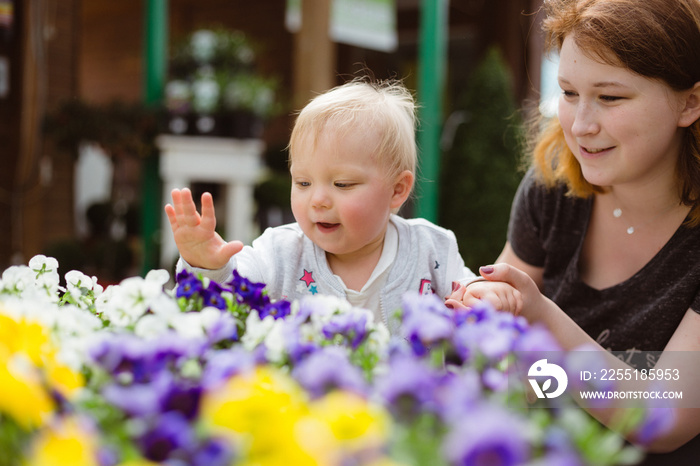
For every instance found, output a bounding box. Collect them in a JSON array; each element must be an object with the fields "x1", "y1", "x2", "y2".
[
  {"x1": 390, "y1": 170, "x2": 415, "y2": 210},
  {"x1": 679, "y1": 81, "x2": 700, "y2": 128}
]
